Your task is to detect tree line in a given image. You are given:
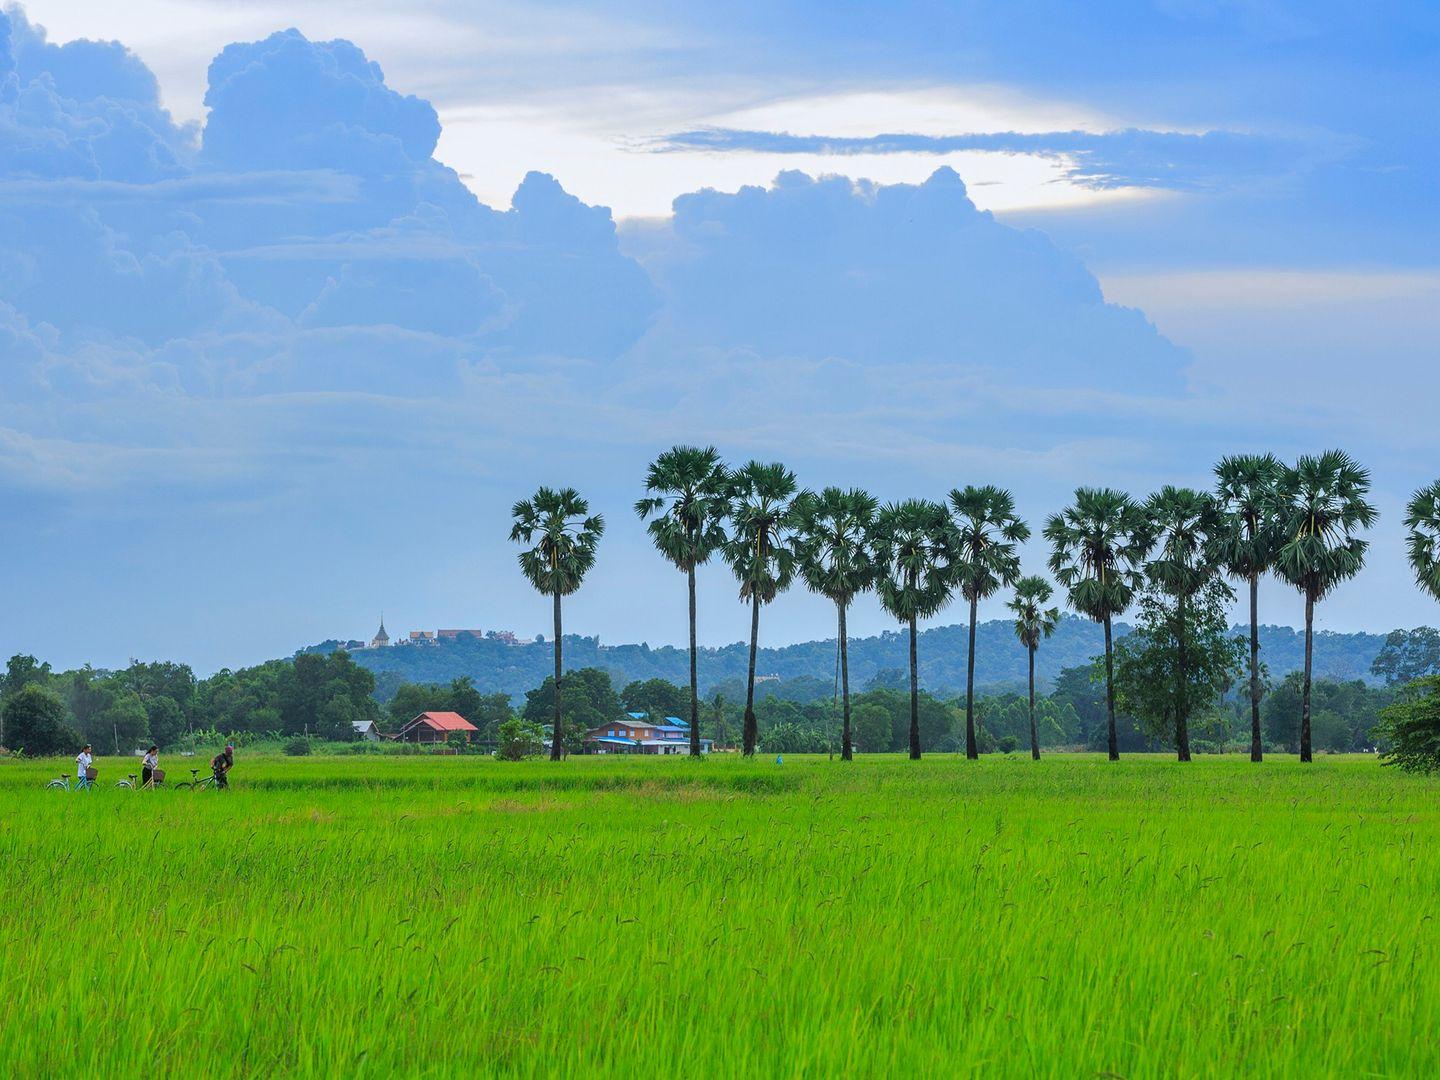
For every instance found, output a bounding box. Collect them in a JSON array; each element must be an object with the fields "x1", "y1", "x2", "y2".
[{"x1": 509, "y1": 447, "x2": 1440, "y2": 768}]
